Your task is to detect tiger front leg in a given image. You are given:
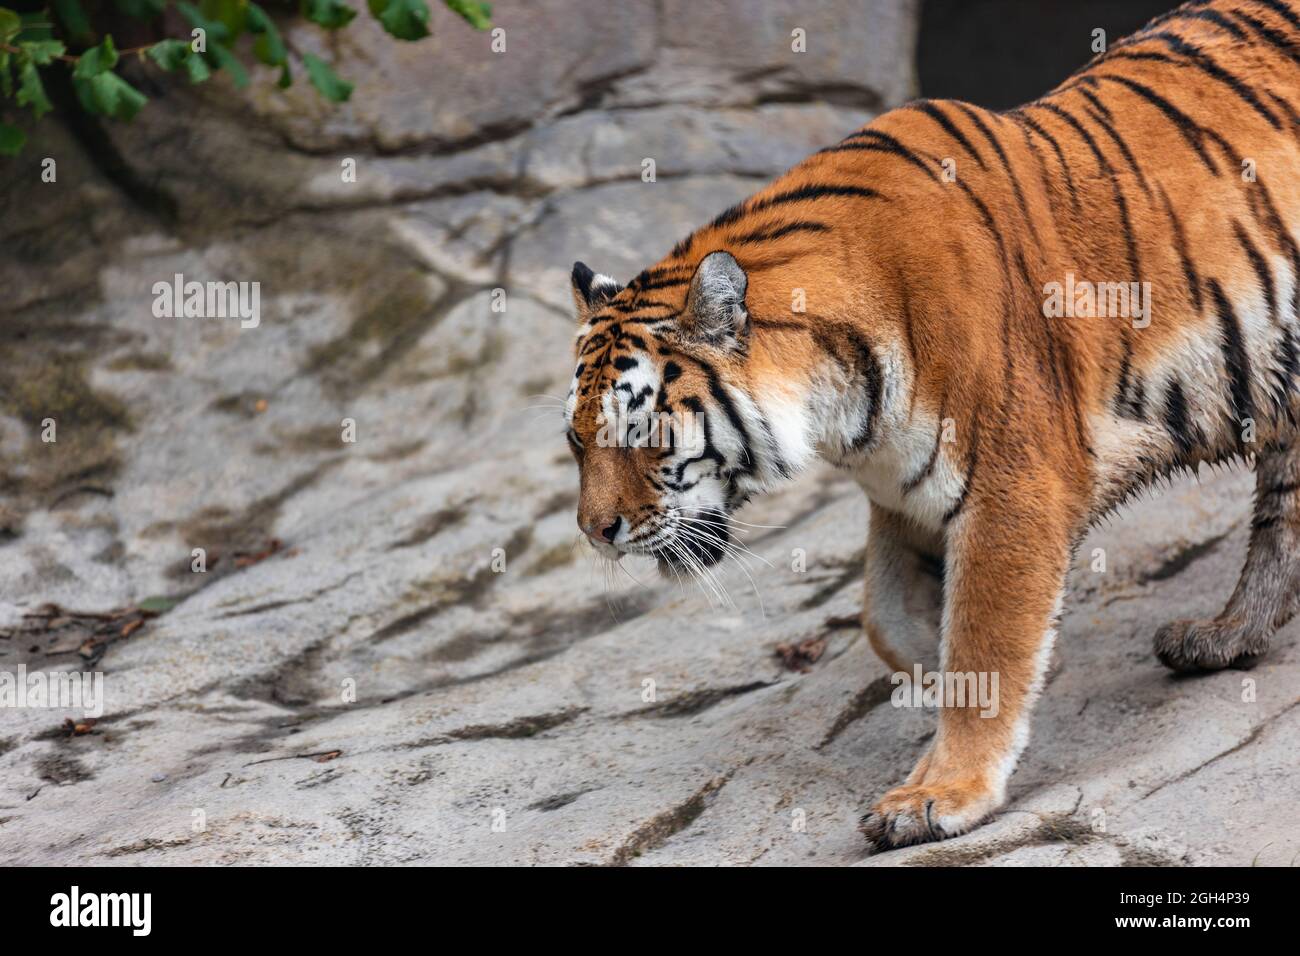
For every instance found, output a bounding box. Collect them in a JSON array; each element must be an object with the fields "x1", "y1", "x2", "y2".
[
  {"x1": 862, "y1": 502, "x2": 945, "y2": 674},
  {"x1": 859, "y1": 479, "x2": 1075, "y2": 850}
]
